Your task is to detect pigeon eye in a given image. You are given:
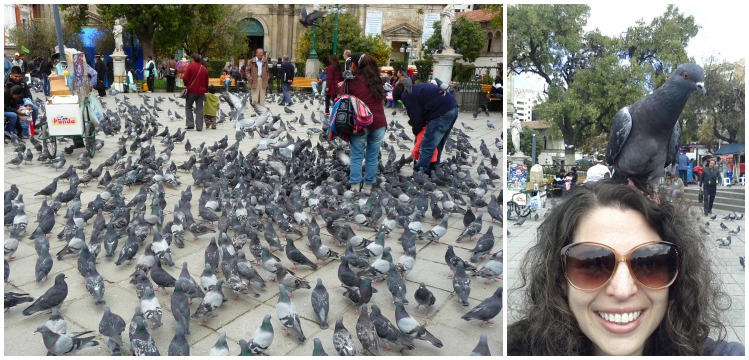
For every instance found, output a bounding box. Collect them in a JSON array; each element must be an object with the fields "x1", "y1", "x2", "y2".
[{"x1": 683, "y1": 72, "x2": 689, "y2": 80}]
